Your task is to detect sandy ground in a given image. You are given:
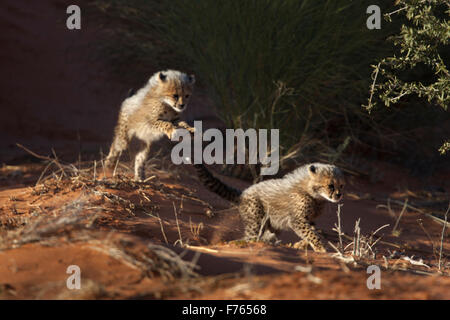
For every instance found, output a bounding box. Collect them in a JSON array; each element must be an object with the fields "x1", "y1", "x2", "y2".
[
  {"x1": 0, "y1": 0, "x2": 449, "y2": 300},
  {"x1": 0, "y1": 159, "x2": 449, "y2": 299}
]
